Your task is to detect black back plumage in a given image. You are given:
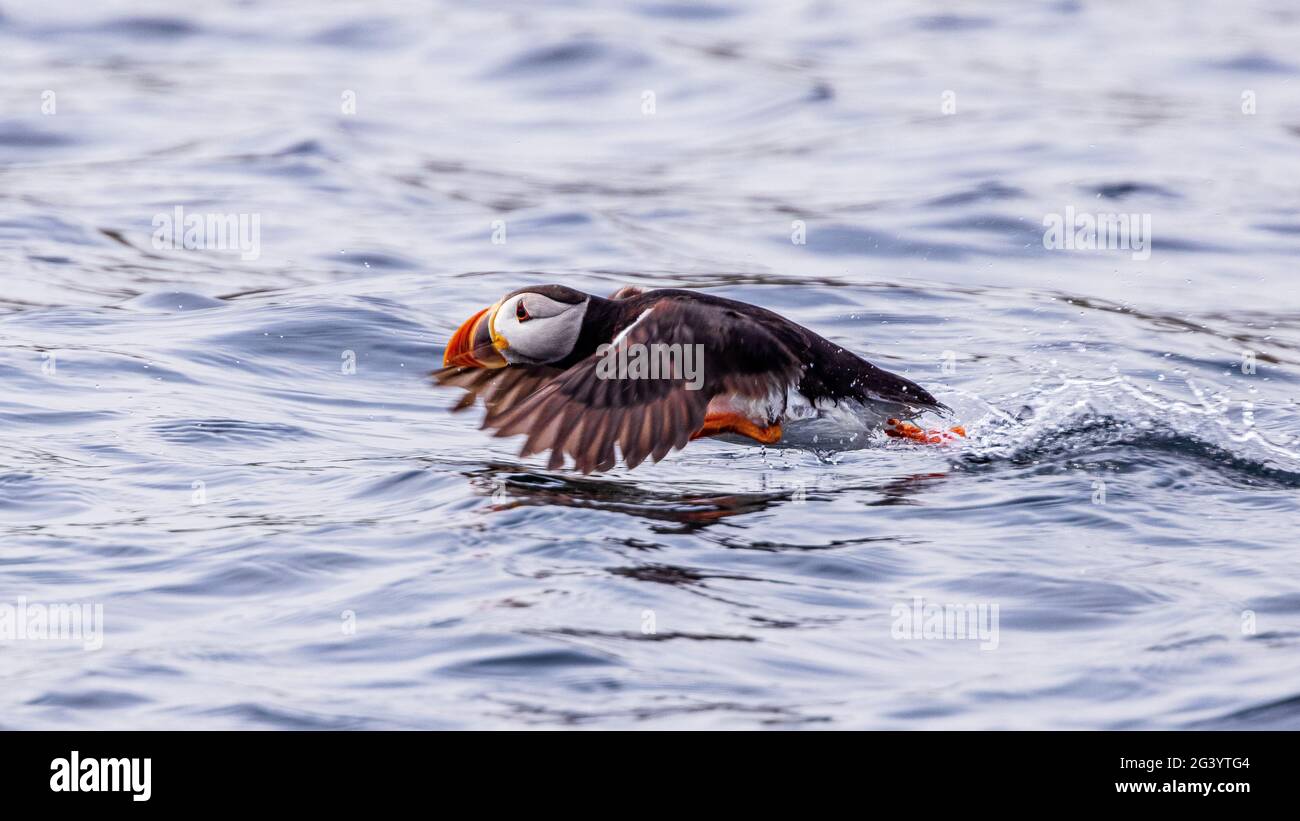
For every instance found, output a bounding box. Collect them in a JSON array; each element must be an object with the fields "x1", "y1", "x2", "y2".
[{"x1": 596, "y1": 289, "x2": 943, "y2": 411}]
